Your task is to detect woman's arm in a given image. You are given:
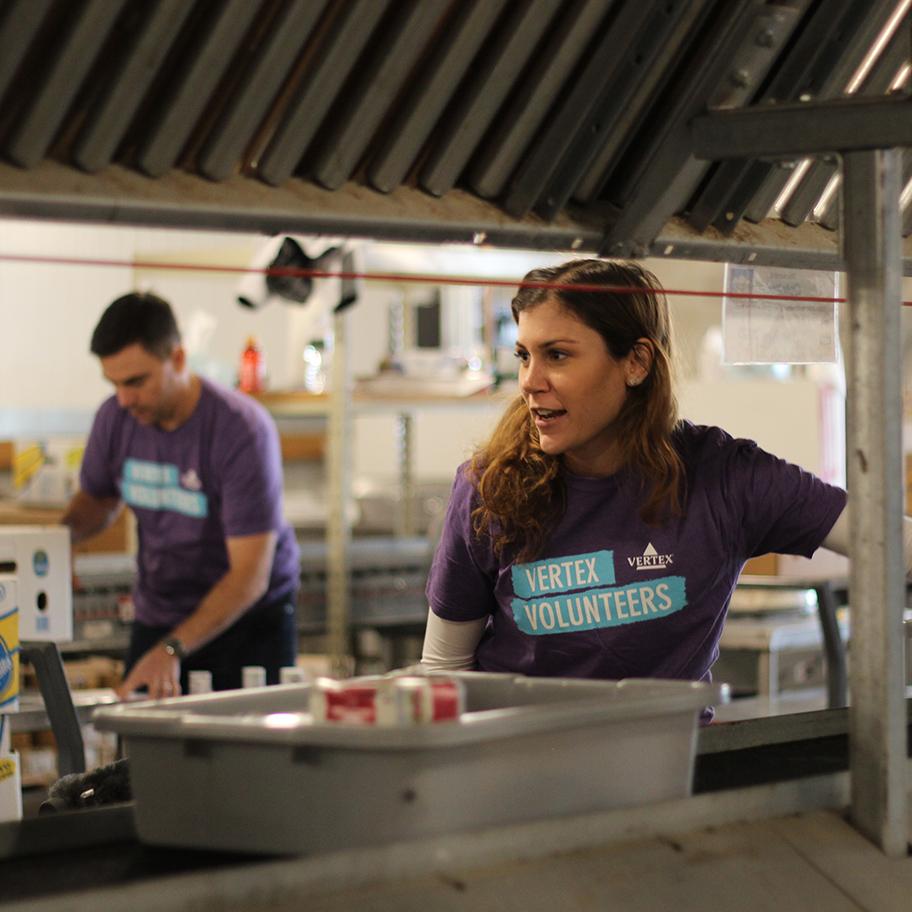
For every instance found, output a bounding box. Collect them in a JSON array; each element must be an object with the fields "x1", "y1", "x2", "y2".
[
  {"x1": 822, "y1": 504, "x2": 912, "y2": 575},
  {"x1": 420, "y1": 609, "x2": 487, "y2": 672}
]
